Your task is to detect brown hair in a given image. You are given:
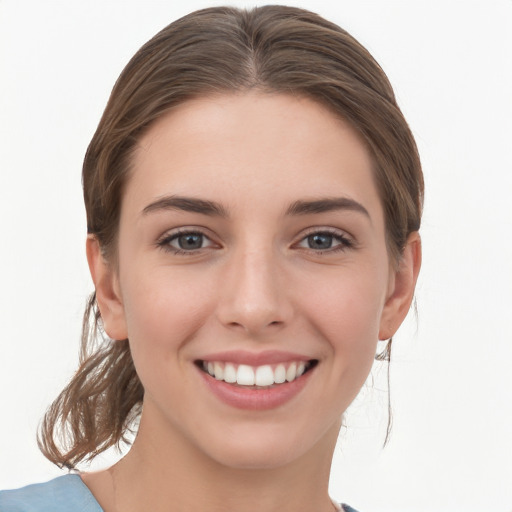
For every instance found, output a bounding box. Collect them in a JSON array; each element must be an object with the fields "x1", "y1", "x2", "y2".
[{"x1": 38, "y1": 5, "x2": 423, "y2": 468}]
